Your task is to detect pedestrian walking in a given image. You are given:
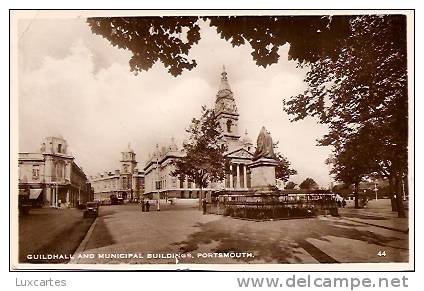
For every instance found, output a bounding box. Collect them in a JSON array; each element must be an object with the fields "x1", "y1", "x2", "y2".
[
  {"x1": 146, "y1": 201, "x2": 150, "y2": 212},
  {"x1": 141, "y1": 200, "x2": 145, "y2": 212}
]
